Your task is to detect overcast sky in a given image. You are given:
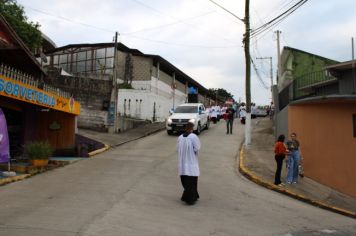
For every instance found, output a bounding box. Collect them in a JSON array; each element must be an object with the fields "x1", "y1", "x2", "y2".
[{"x1": 17, "y1": 0, "x2": 356, "y2": 105}]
